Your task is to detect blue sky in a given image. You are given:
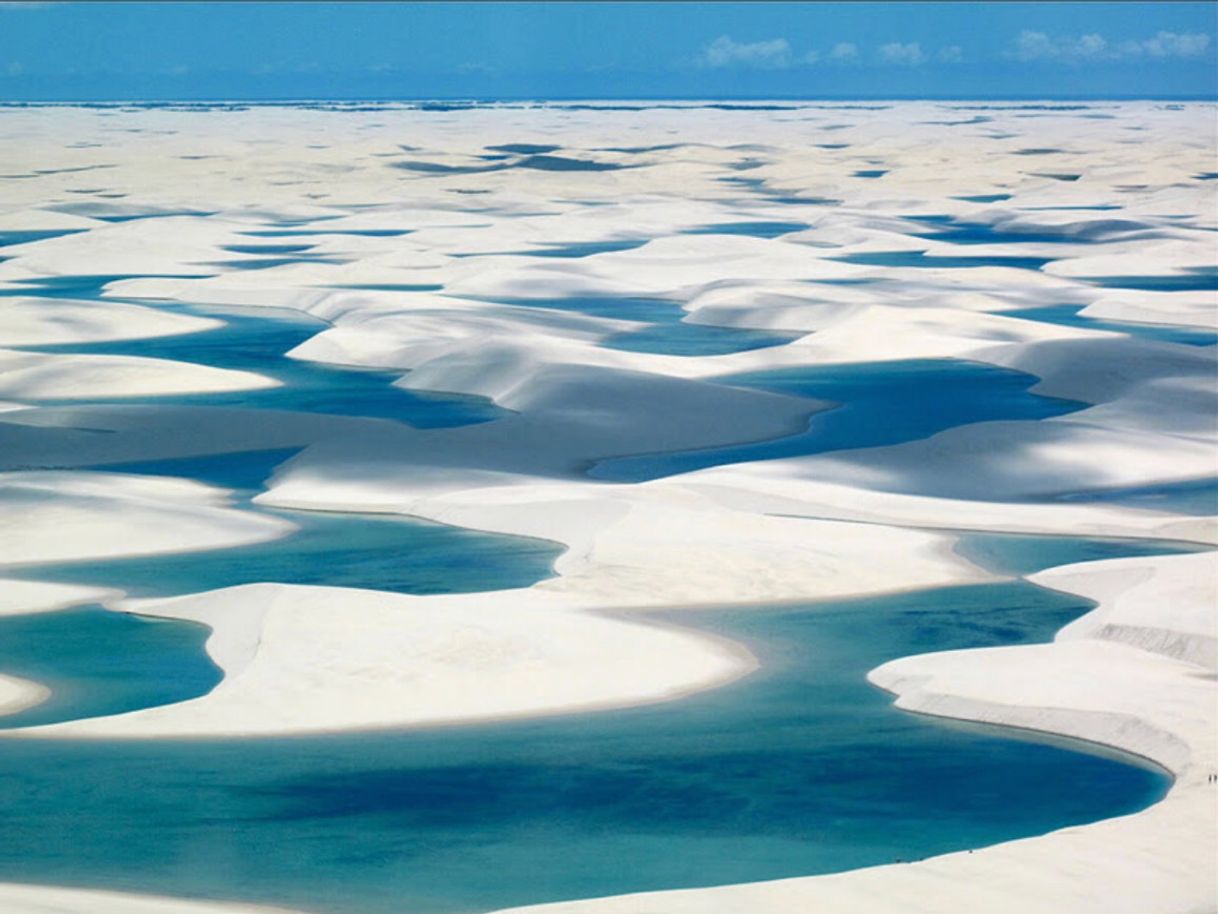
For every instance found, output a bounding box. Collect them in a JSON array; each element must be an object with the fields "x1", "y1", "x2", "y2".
[{"x1": 1, "y1": 2, "x2": 1216, "y2": 100}]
